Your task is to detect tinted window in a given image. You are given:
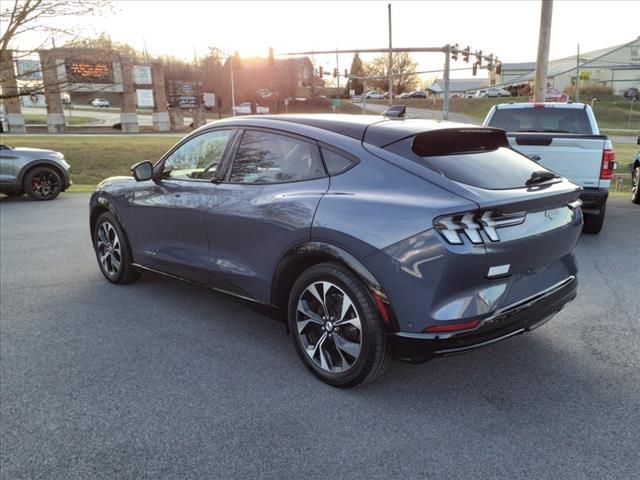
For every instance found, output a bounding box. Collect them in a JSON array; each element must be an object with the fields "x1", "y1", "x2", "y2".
[
  {"x1": 229, "y1": 130, "x2": 325, "y2": 184},
  {"x1": 163, "y1": 130, "x2": 232, "y2": 180},
  {"x1": 385, "y1": 137, "x2": 549, "y2": 190},
  {"x1": 487, "y1": 108, "x2": 592, "y2": 134},
  {"x1": 321, "y1": 148, "x2": 355, "y2": 175}
]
